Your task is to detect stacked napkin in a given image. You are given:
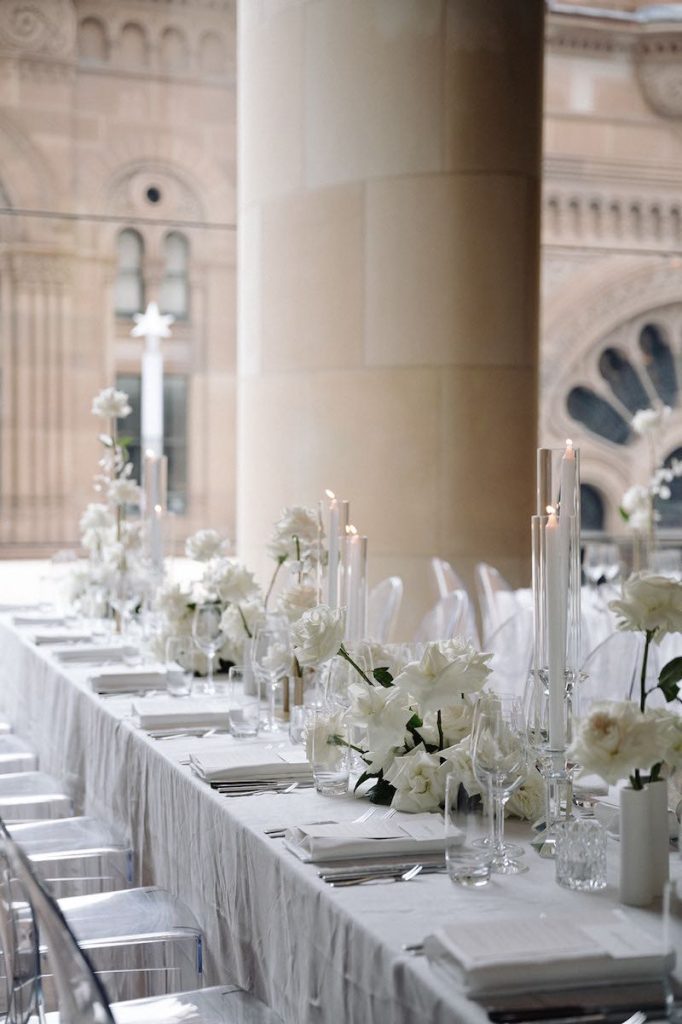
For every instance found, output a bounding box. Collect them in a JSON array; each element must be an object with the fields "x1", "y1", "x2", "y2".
[
  {"x1": 32, "y1": 629, "x2": 92, "y2": 645},
  {"x1": 132, "y1": 697, "x2": 232, "y2": 730},
  {"x1": 424, "y1": 911, "x2": 672, "y2": 996},
  {"x1": 285, "y1": 812, "x2": 451, "y2": 863},
  {"x1": 190, "y1": 745, "x2": 312, "y2": 784},
  {"x1": 54, "y1": 645, "x2": 136, "y2": 664},
  {"x1": 89, "y1": 665, "x2": 166, "y2": 694},
  {"x1": 13, "y1": 613, "x2": 68, "y2": 627}
]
